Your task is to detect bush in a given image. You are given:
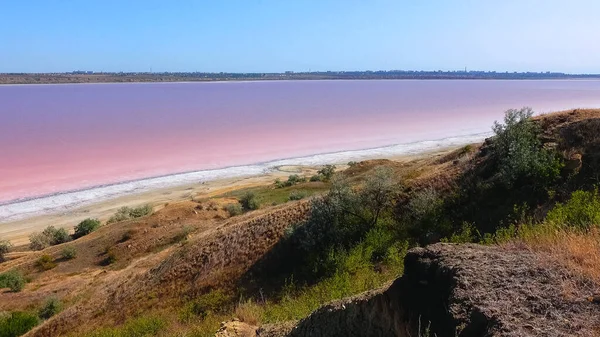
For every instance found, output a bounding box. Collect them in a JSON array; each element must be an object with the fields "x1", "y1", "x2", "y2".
[
  {"x1": 101, "y1": 250, "x2": 117, "y2": 266},
  {"x1": 38, "y1": 297, "x2": 62, "y2": 319},
  {"x1": 309, "y1": 174, "x2": 322, "y2": 182},
  {"x1": 224, "y1": 203, "x2": 243, "y2": 216},
  {"x1": 36, "y1": 254, "x2": 56, "y2": 271},
  {"x1": 28, "y1": 232, "x2": 51, "y2": 251},
  {"x1": 29, "y1": 226, "x2": 71, "y2": 251},
  {"x1": 240, "y1": 192, "x2": 260, "y2": 211},
  {"x1": 546, "y1": 189, "x2": 600, "y2": 228},
  {"x1": 492, "y1": 108, "x2": 562, "y2": 186},
  {"x1": 61, "y1": 246, "x2": 77, "y2": 260},
  {"x1": 289, "y1": 190, "x2": 308, "y2": 201},
  {"x1": 108, "y1": 205, "x2": 153, "y2": 224},
  {"x1": 0, "y1": 311, "x2": 39, "y2": 337},
  {"x1": 274, "y1": 175, "x2": 307, "y2": 188},
  {"x1": 0, "y1": 270, "x2": 26, "y2": 292},
  {"x1": 317, "y1": 165, "x2": 336, "y2": 181},
  {"x1": 0, "y1": 240, "x2": 12, "y2": 262},
  {"x1": 73, "y1": 218, "x2": 101, "y2": 239}
]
